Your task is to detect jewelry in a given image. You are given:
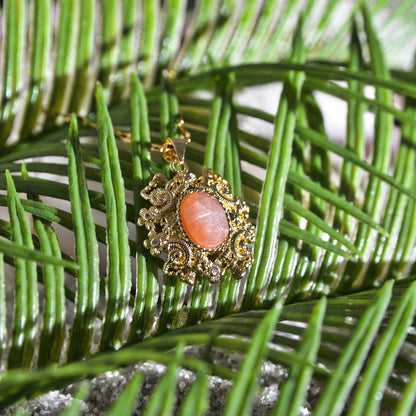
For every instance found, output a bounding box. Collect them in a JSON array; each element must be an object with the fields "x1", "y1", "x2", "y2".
[{"x1": 138, "y1": 120, "x2": 255, "y2": 285}]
